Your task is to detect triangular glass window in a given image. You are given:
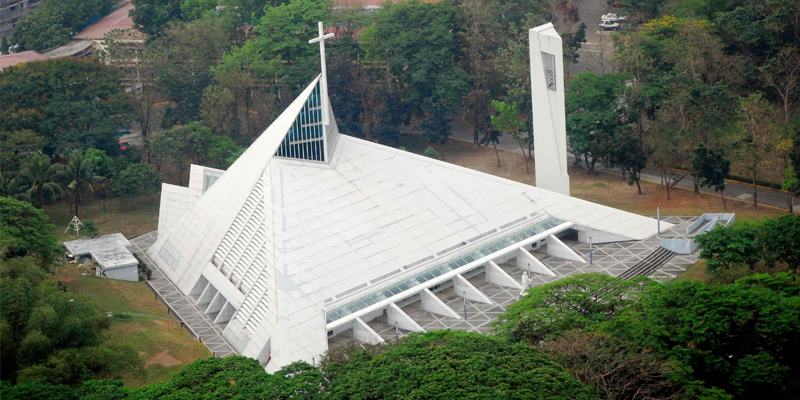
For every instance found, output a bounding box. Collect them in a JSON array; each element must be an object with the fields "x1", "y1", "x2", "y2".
[{"x1": 274, "y1": 81, "x2": 326, "y2": 161}]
